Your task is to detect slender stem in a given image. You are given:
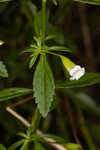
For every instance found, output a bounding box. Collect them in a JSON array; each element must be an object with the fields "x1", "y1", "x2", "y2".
[
  {"x1": 77, "y1": 105, "x2": 96, "y2": 150},
  {"x1": 42, "y1": 0, "x2": 46, "y2": 46},
  {"x1": 32, "y1": 108, "x2": 41, "y2": 133}
]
